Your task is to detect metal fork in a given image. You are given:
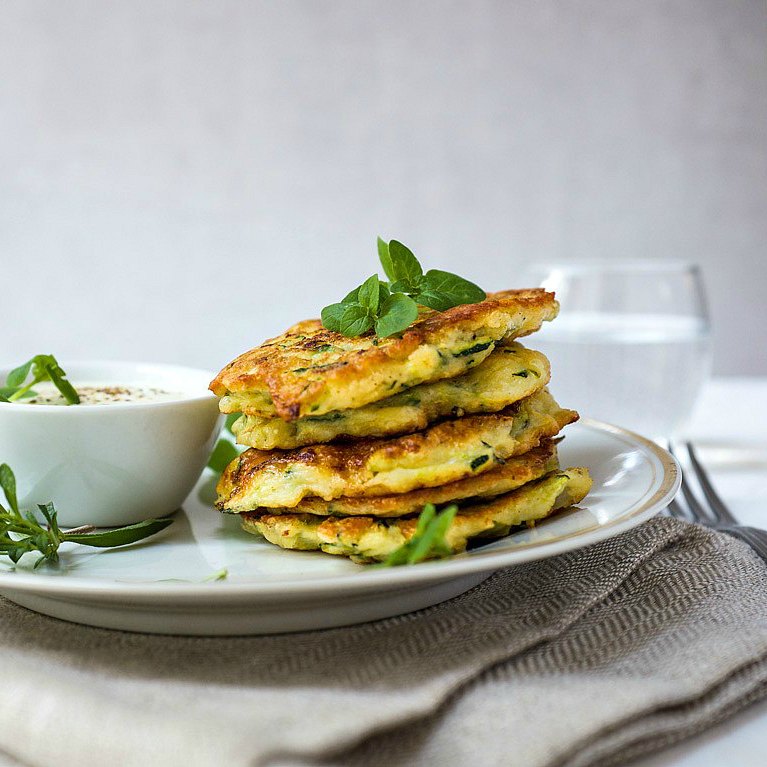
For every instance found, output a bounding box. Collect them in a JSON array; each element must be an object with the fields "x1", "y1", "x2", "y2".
[{"x1": 667, "y1": 442, "x2": 767, "y2": 564}]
